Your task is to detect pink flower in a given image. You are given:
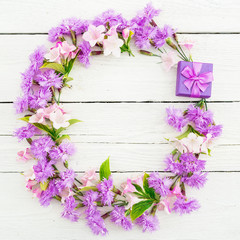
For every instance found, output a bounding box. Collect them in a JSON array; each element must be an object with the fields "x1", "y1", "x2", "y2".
[
  {"x1": 171, "y1": 182, "x2": 183, "y2": 198},
  {"x1": 103, "y1": 35, "x2": 124, "y2": 57},
  {"x1": 122, "y1": 28, "x2": 130, "y2": 39},
  {"x1": 17, "y1": 148, "x2": 33, "y2": 162},
  {"x1": 59, "y1": 187, "x2": 74, "y2": 202},
  {"x1": 45, "y1": 47, "x2": 61, "y2": 63},
  {"x1": 24, "y1": 168, "x2": 36, "y2": 181},
  {"x1": 82, "y1": 24, "x2": 105, "y2": 47},
  {"x1": 45, "y1": 41, "x2": 76, "y2": 63},
  {"x1": 121, "y1": 178, "x2": 135, "y2": 195},
  {"x1": 179, "y1": 38, "x2": 195, "y2": 51},
  {"x1": 201, "y1": 134, "x2": 213, "y2": 153},
  {"x1": 169, "y1": 137, "x2": 188, "y2": 153},
  {"x1": 49, "y1": 108, "x2": 71, "y2": 129},
  {"x1": 29, "y1": 108, "x2": 46, "y2": 124},
  {"x1": 161, "y1": 51, "x2": 177, "y2": 71},
  {"x1": 132, "y1": 174, "x2": 144, "y2": 186},
  {"x1": 125, "y1": 194, "x2": 139, "y2": 209},
  {"x1": 81, "y1": 169, "x2": 97, "y2": 186},
  {"x1": 106, "y1": 25, "x2": 118, "y2": 37},
  {"x1": 60, "y1": 41, "x2": 76, "y2": 58},
  {"x1": 158, "y1": 198, "x2": 171, "y2": 214},
  {"x1": 181, "y1": 133, "x2": 204, "y2": 153}
]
